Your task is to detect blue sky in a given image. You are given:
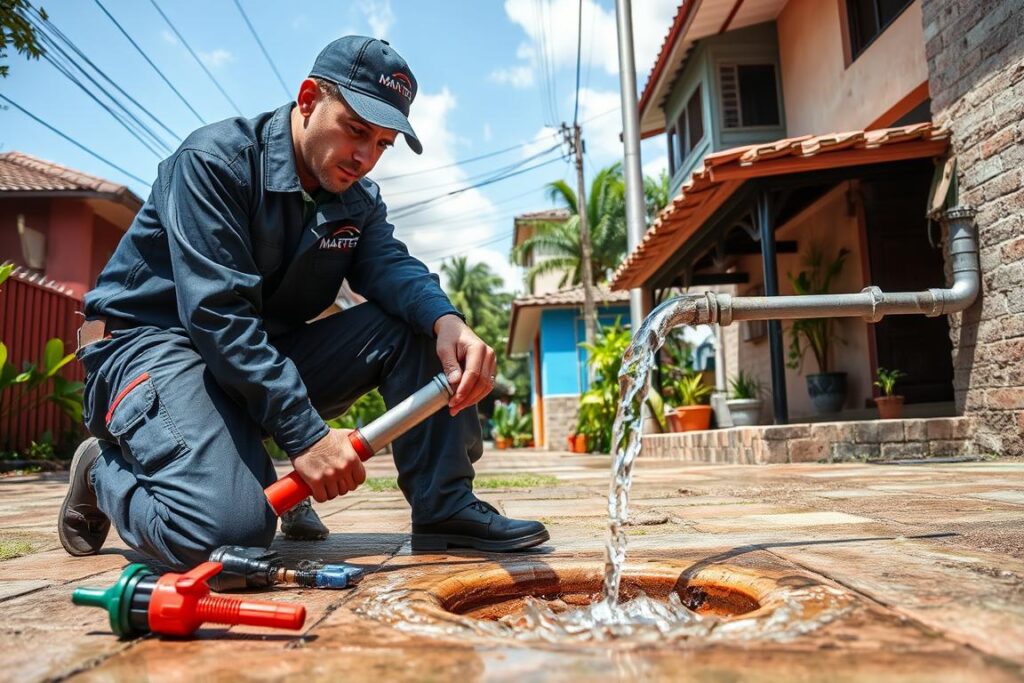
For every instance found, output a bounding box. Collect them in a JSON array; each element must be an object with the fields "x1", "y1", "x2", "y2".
[{"x1": 1, "y1": 0, "x2": 678, "y2": 290}]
